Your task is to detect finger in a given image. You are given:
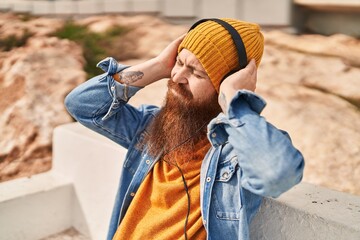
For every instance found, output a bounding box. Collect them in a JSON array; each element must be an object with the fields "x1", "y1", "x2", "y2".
[
  {"x1": 246, "y1": 59, "x2": 257, "y2": 75},
  {"x1": 164, "y1": 34, "x2": 186, "y2": 51},
  {"x1": 173, "y1": 34, "x2": 186, "y2": 45},
  {"x1": 178, "y1": 33, "x2": 186, "y2": 40}
]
